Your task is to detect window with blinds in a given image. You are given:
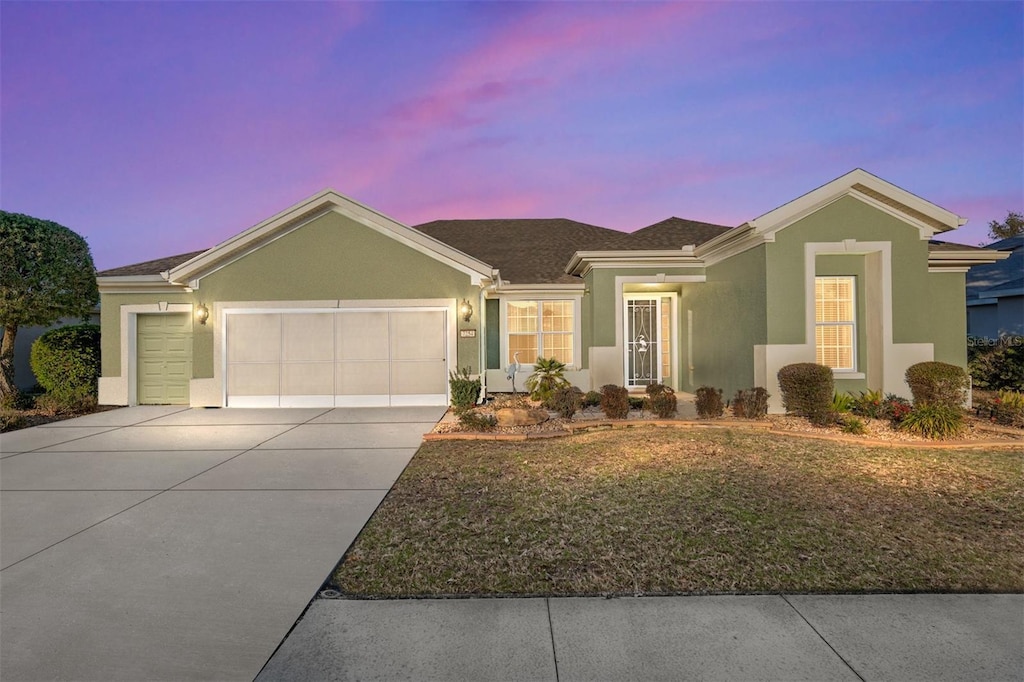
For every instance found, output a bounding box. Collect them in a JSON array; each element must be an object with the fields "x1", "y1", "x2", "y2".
[
  {"x1": 815, "y1": 276, "x2": 856, "y2": 370},
  {"x1": 507, "y1": 300, "x2": 574, "y2": 365}
]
